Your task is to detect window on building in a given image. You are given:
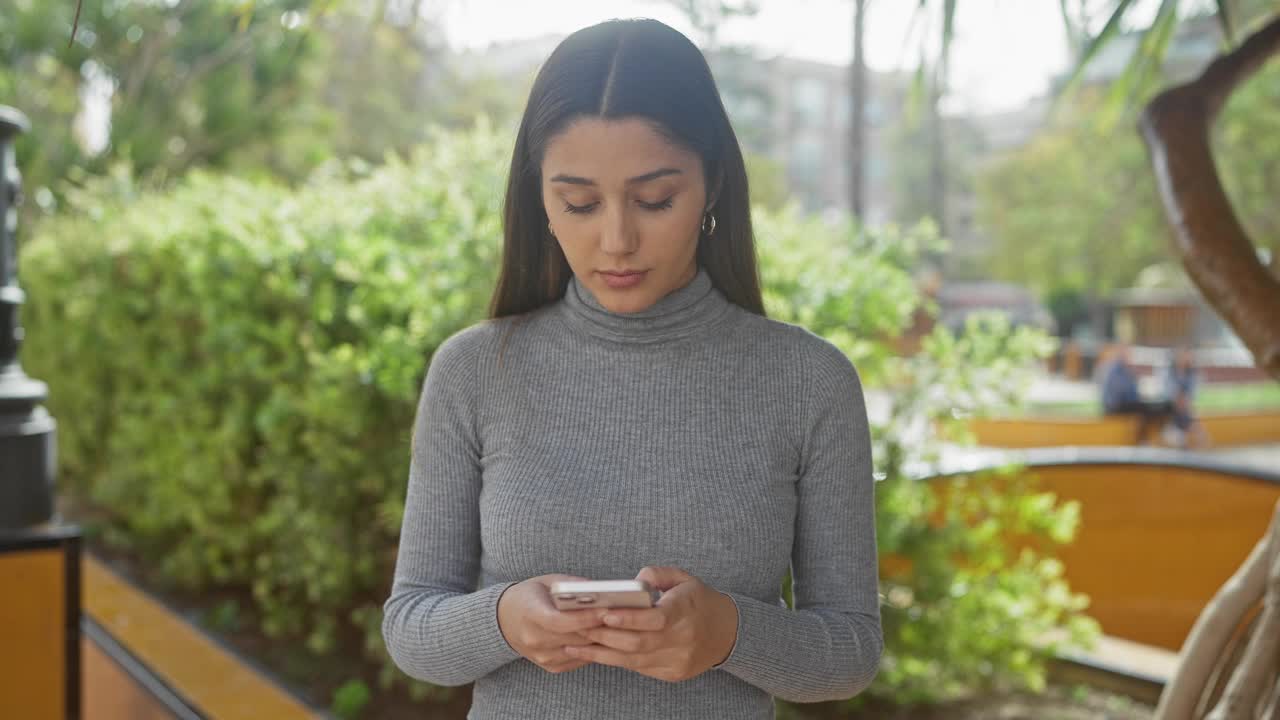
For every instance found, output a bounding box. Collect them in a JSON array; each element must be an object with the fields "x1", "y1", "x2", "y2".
[
  {"x1": 789, "y1": 136, "x2": 826, "y2": 209},
  {"x1": 790, "y1": 76, "x2": 829, "y2": 131},
  {"x1": 836, "y1": 89, "x2": 884, "y2": 129}
]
